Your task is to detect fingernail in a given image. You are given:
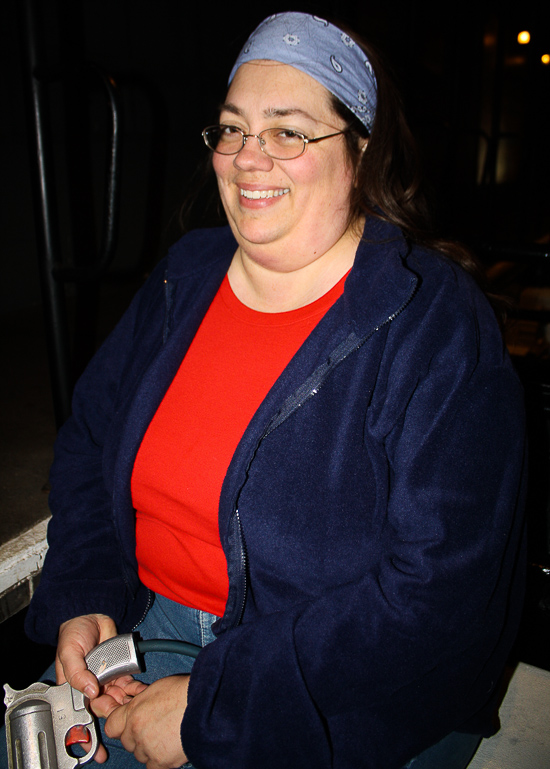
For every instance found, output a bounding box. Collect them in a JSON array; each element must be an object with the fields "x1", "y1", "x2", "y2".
[{"x1": 84, "y1": 684, "x2": 96, "y2": 699}]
